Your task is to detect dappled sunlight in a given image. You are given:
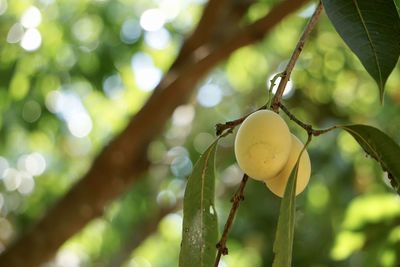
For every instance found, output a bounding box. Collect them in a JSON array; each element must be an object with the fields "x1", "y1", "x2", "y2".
[
  {"x1": 331, "y1": 194, "x2": 400, "y2": 263},
  {"x1": 331, "y1": 231, "x2": 365, "y2": 260},
  {"x1": 21, "y1": 6, "x2": 42, "y2": 28},
  {"x1": 6, "y1": 23, "x2": 24, "y2": 44},
  {"x1": 45, "y1": 89, "x2": 93, "y2": 138},
  {"x1": 172, "y1": 104, "x2": 195, "y2": 127},
  {"x1": 0, "y1": 152, "x2": 46, "y2": 196},
  {"x1": 120, "y1": 19, "x2": 142, "y2": 44},
  {"x1": 72, "y1": 15, "x2": 103, "y2": 45},
  {"x1": 221, "y1": 164, "x2": 243, "y2": 187},
  {"x1": 140, "y1": 9, "x2": 166, "y2": 32},
  {"x1": 20, "y1": 28, "x2": 42, "y2": 51},
  {"x1": 197, "y1": 84, "x2": 223, "y2": 108},
  {"x1": 131, "y1": 53, "x2": 162, "y2": 92},
  {"x1": 102, "y1": 74, "x2": 125, "y2": 100},
  {"x1": 54, "y1": 249, "x2": 86, "y2": 267},
  {"x1": 144, "y1": 28, "x2": 171, "y2": 50},
  {"x1": 0, "y1": 0, "x2": 7, "y2": 15},
  {"x1": 22, "y1": 152, "x2": 46, "y2": 176},
  {"x1": 343, "y1": 194, "x2": 400, "y2": 229}
]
